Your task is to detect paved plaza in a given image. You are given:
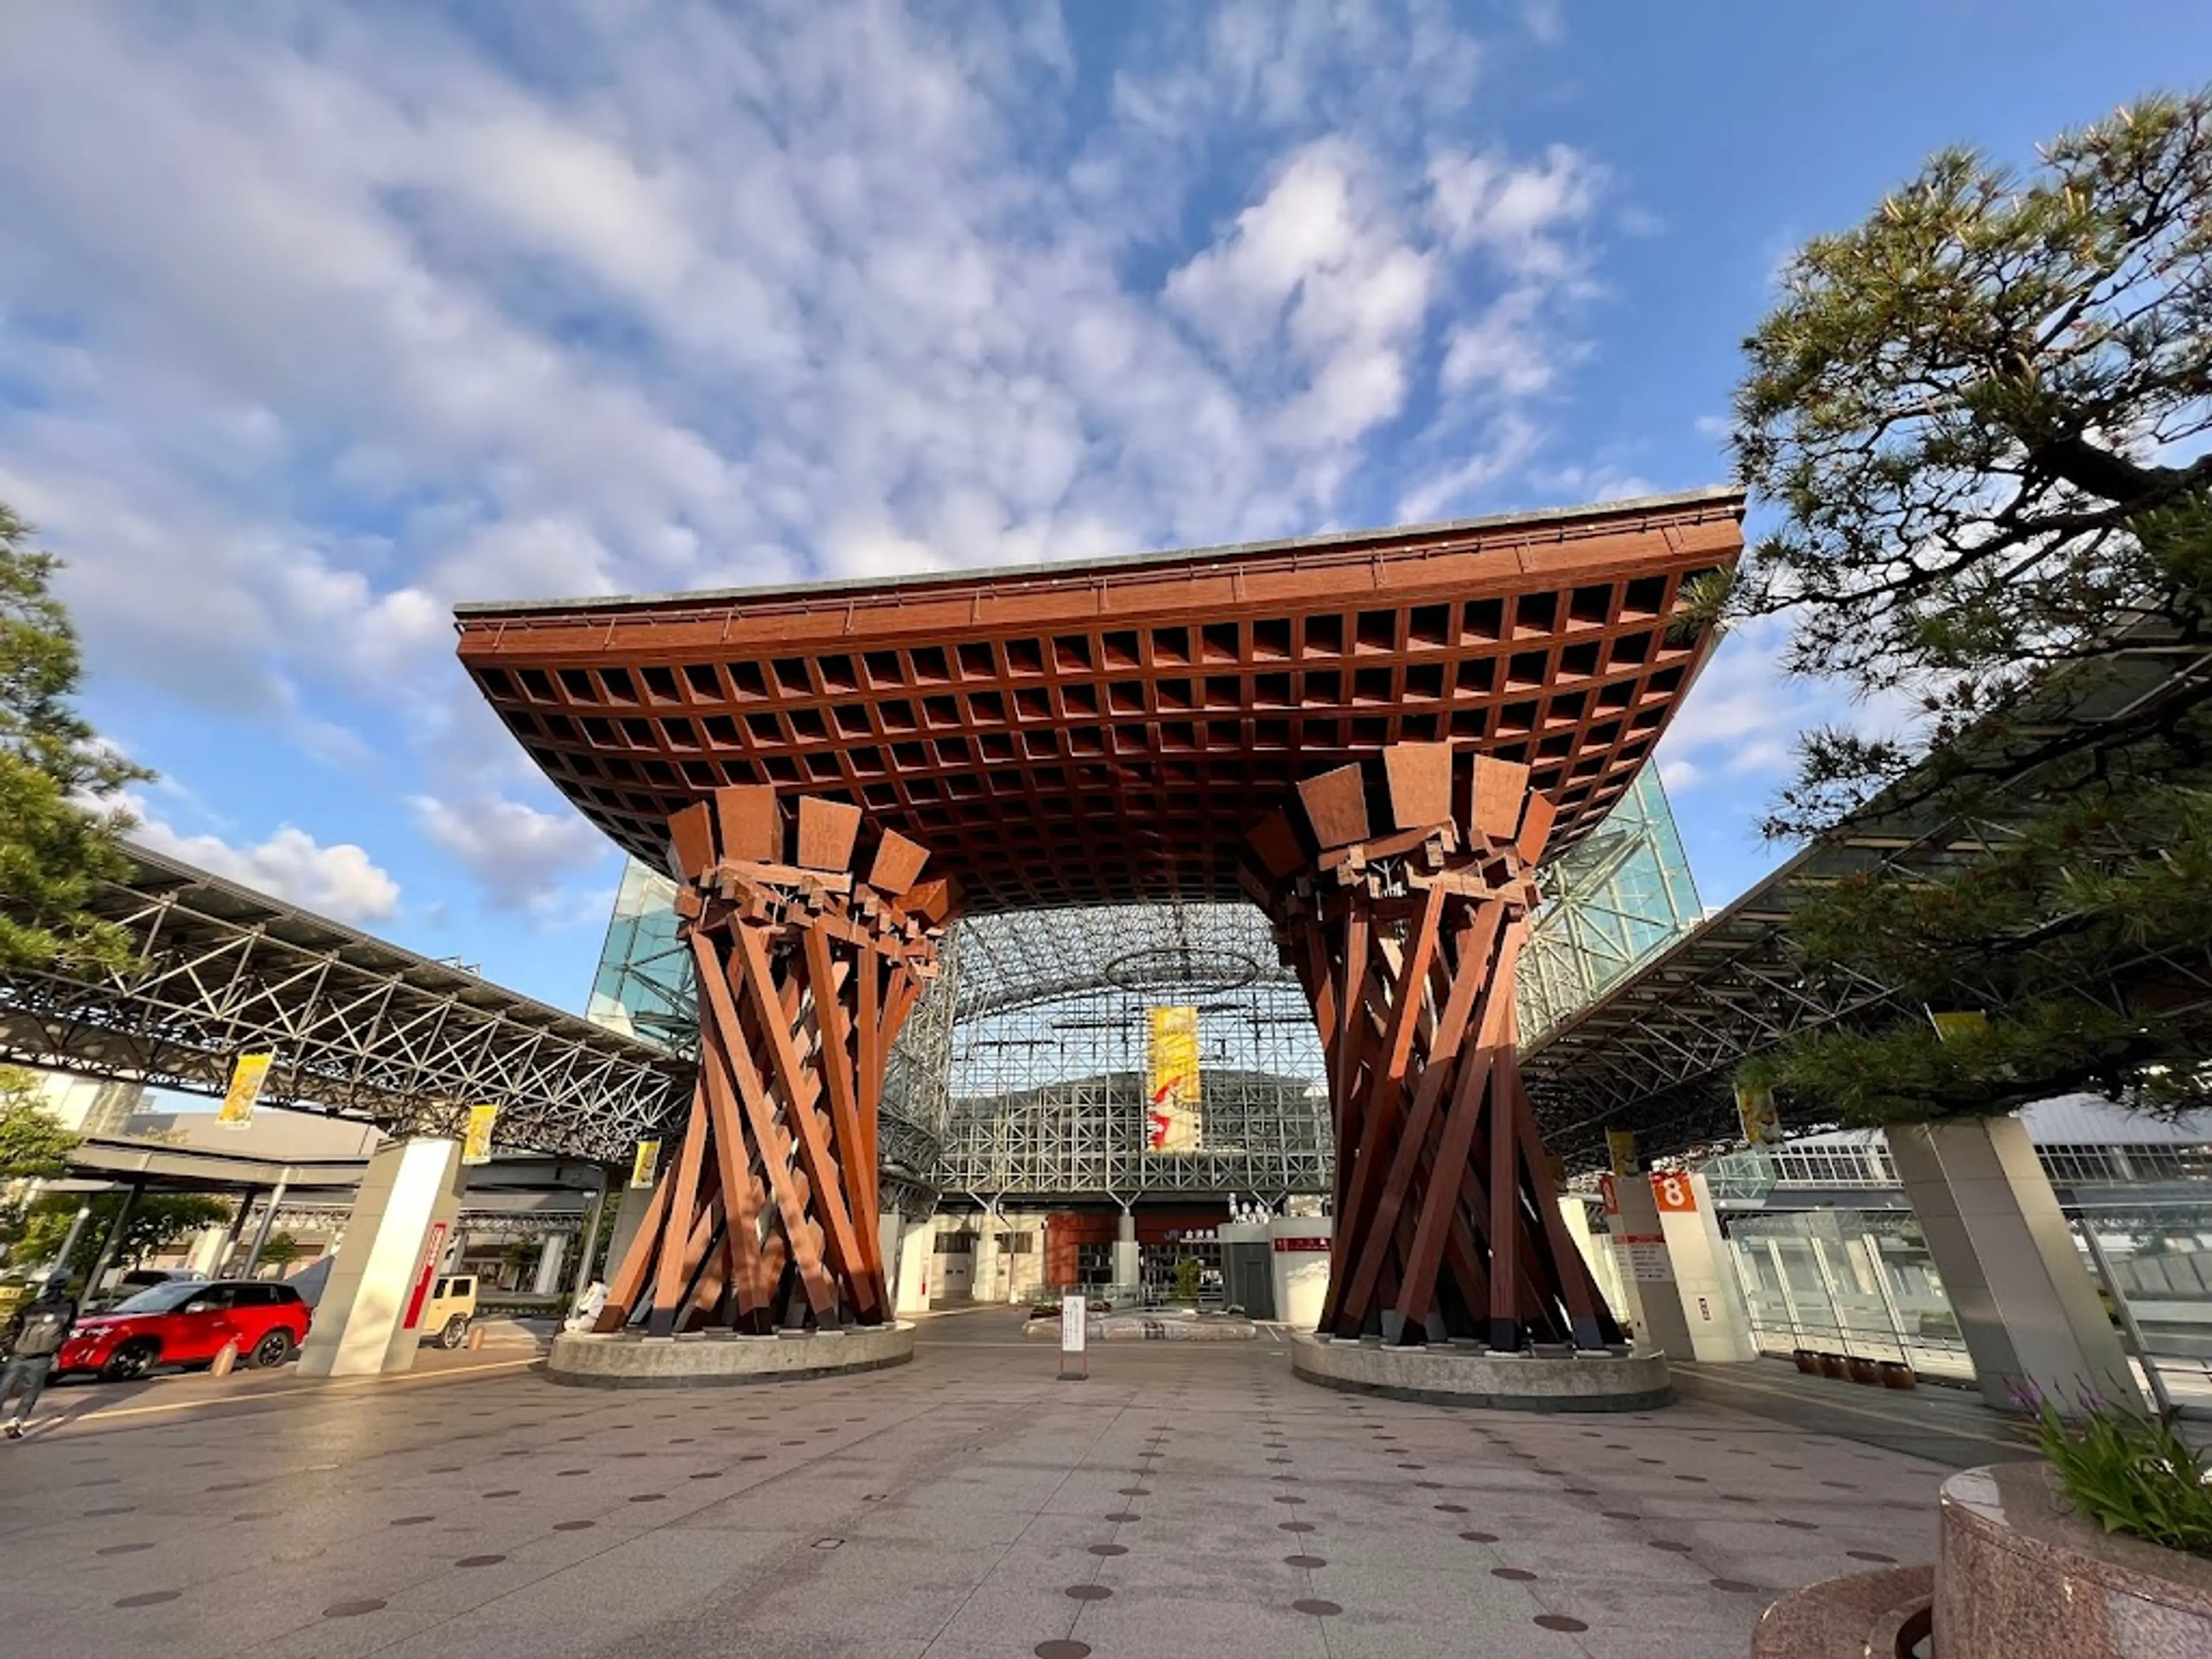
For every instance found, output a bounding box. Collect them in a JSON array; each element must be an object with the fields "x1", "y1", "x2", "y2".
[{"x1": 4, "y1": 1310, "x2": 2029, "y2": 1659}]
